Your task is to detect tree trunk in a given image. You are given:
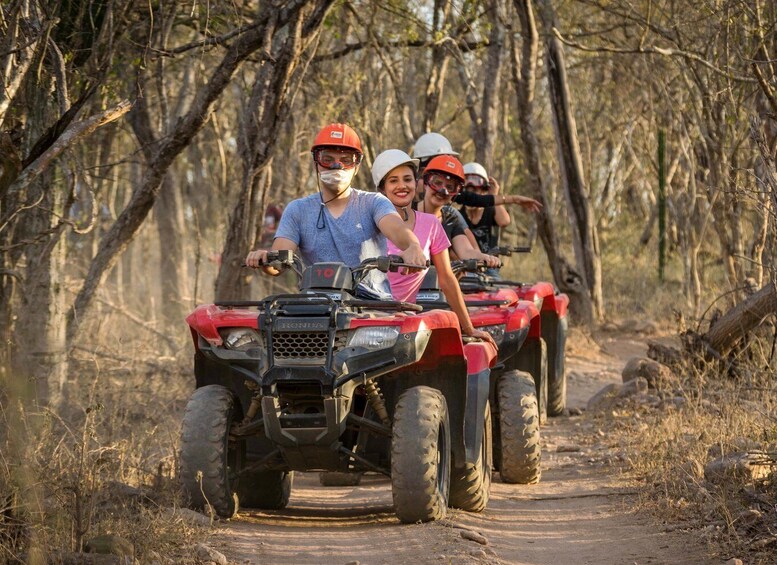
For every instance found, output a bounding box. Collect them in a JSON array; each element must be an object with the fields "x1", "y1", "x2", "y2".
[
  {"x1": 510, "y1": 0, "x2": 592, "y2": 324},
  {"x1": 536, "y1": 0, "x2": 602, "y2": 324},
  {"x1": 155, "y1": 172, "x2": 188, "y2": 324},
  {"x1": 128, "y1": 91, "x2": 188, "y2": 326},
  {"x1": 66, "y1": 4, "x2": 309, "y2": 342},
  {"x1": 12, "y1": 170, "x2": 68, "y2": 407},
  {"x1": 474, "y1": 0, "x2": 507, "y2": 171},
  {"x1": 422, "y1": 0, "x2": 453, "y2": 132},
  {"x1": 215, "y1": 1, "x2": 333, "y2": 301}
]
